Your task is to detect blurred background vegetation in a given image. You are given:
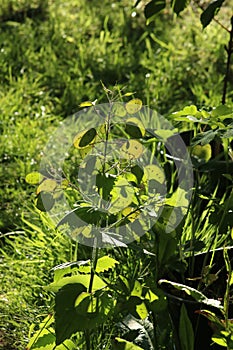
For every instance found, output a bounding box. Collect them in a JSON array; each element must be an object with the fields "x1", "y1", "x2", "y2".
[{"x1": 0, "y1": 0, "x2": 232, "y2": 349}]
